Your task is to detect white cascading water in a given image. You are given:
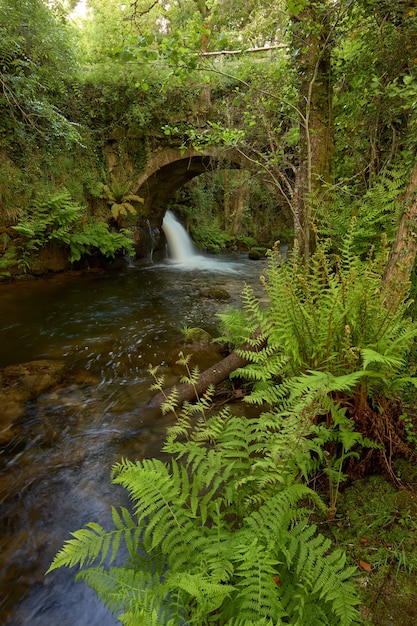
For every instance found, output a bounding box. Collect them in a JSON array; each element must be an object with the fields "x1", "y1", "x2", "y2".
[
  {"x1": 162, "y1": 210, "x2": 237, "y2": 272},
  {"x1": 162, "y1": 210, "x2": 196, "y2": 262}
]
